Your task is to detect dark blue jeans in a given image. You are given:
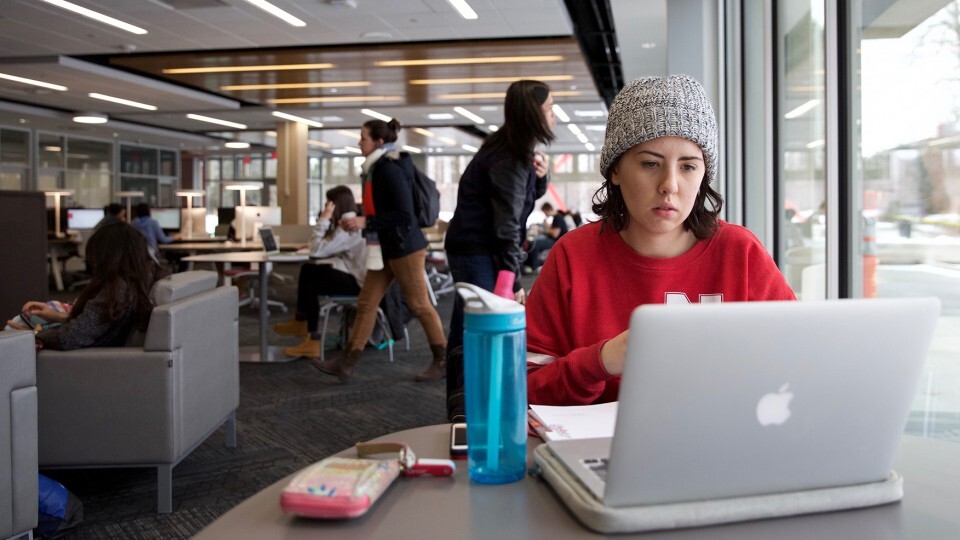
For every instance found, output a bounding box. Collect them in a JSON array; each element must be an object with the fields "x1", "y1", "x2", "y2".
[{"x1": 445, "y1": 253, "x2": 498, "y2": 421}]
